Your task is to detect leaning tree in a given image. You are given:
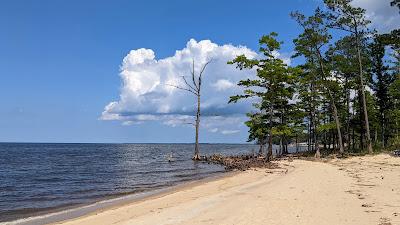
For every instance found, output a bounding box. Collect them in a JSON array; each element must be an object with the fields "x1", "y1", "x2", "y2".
[
  {"x1": 323, "y1": 0, "x2": 374, "y2": 153},
  {"x1": 291, "y1": 9, "x2": 345, "y2": 156}
]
